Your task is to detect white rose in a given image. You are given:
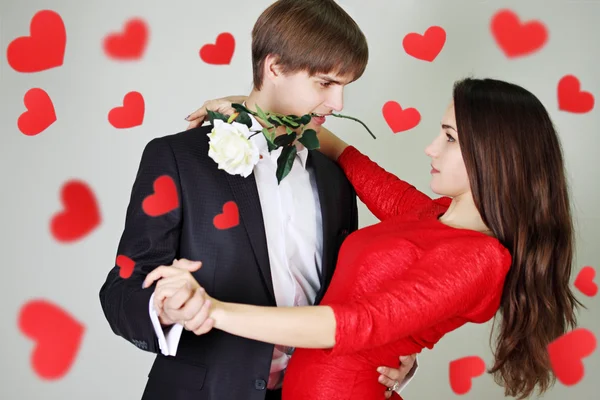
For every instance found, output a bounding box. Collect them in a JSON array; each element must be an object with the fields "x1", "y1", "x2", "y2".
[{"x1": 207, "y1": 119, "x2": 260, "y2": 178}]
